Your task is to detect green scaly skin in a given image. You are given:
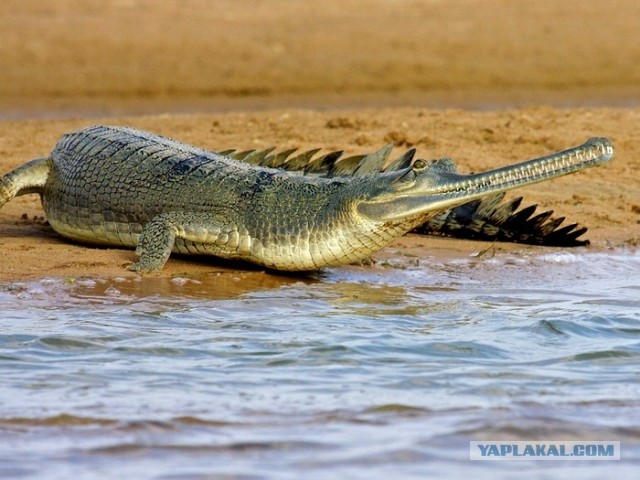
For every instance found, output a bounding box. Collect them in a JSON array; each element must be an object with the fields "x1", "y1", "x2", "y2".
[{"x1": 0, "y1": 125, "x2": 613, "y2": 272}]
